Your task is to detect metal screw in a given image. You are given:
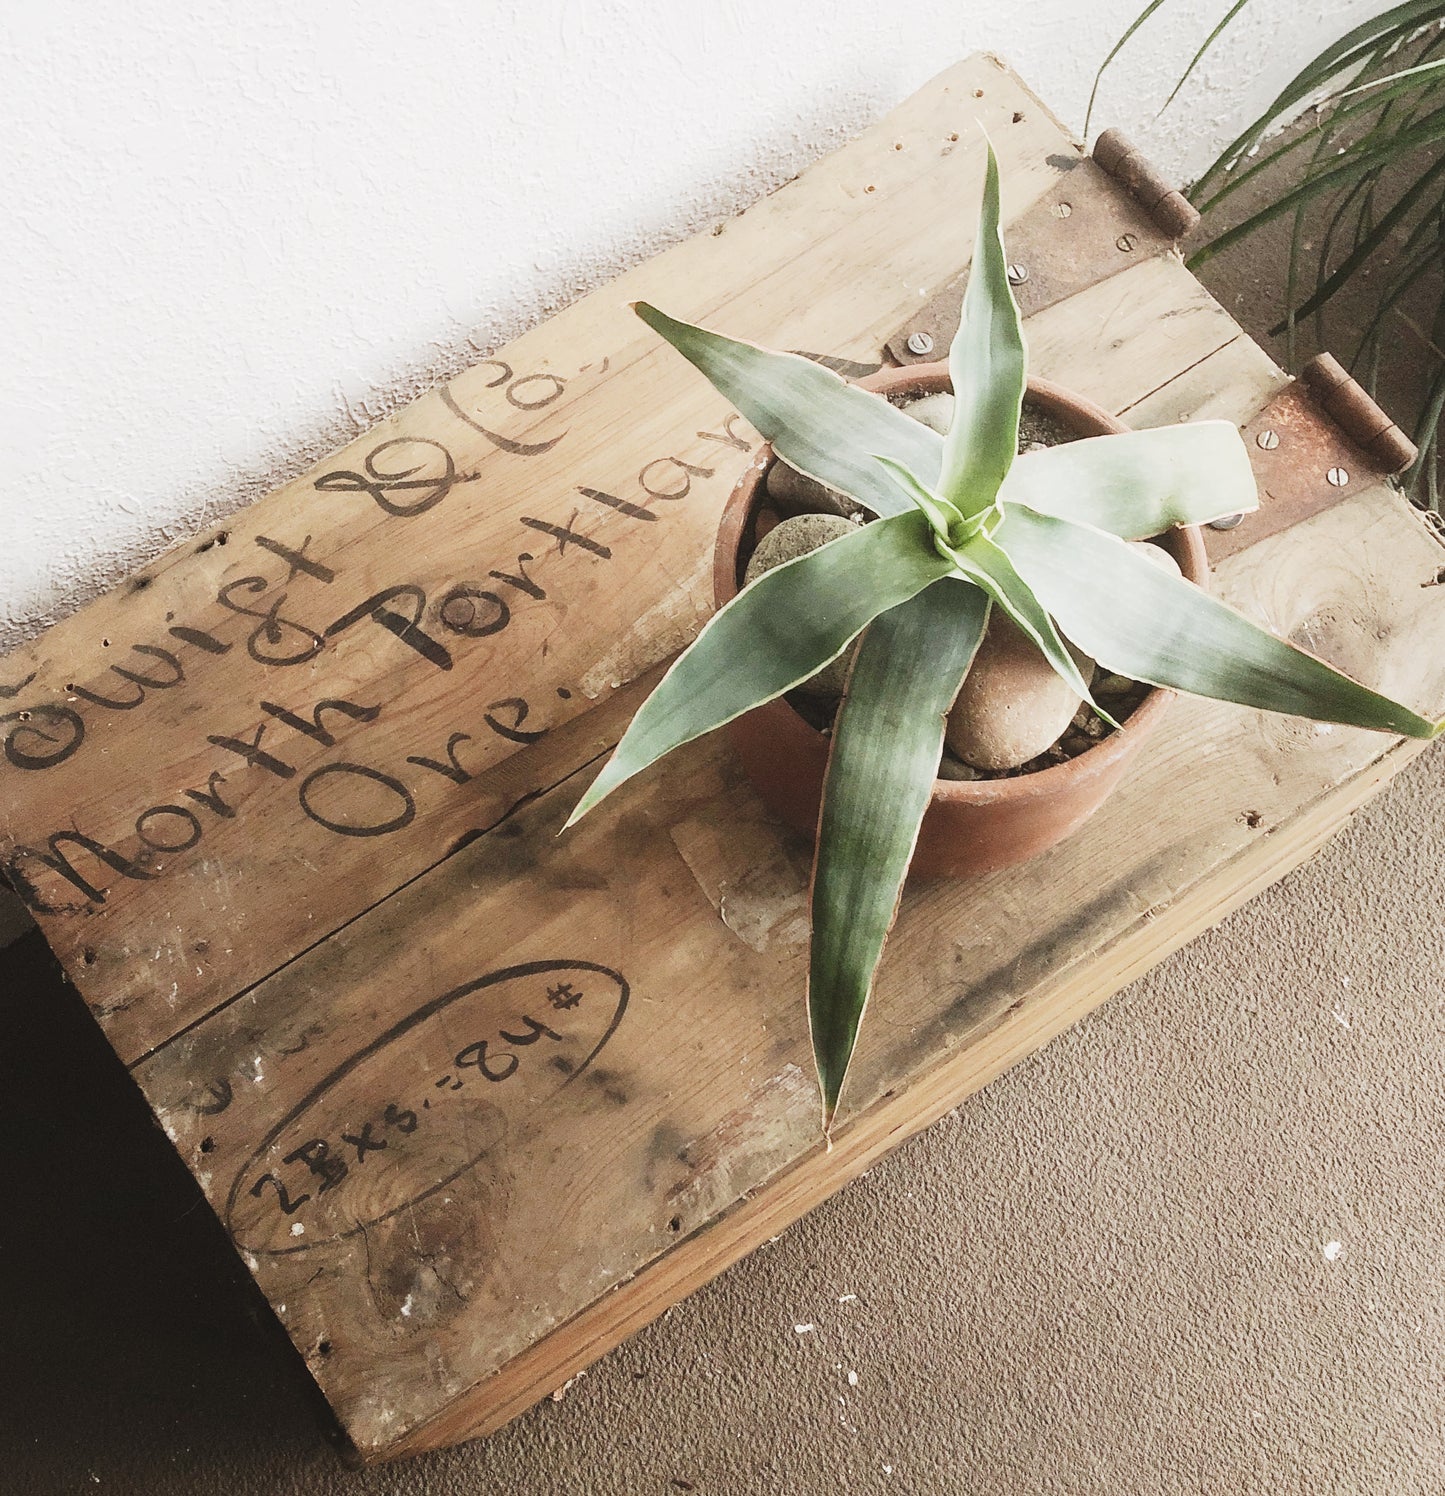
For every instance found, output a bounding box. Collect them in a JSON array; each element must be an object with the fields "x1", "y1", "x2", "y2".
[
  {"x1": 905, "y1": 330, "x2": 934, "y2": 357},
  {"x1": 1208, "y1": 512, "x2": 1245, "y2": 531},
  {"x1": 1006, "y1": 263, "x2": 1029, "y2": 285},
  {"x1": 1326, "y1": 465, "x2": 1350, "y2": 487},
  {"x1": 1116, "y1": 232, "x2": 1139, "y2": 252},
  {"x1": 1256, "y1": 429, "x2": 1280, "y2": 451},
  {"x1": 1053, "y1": 201, "x2": 1073, "y2": 218}
]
